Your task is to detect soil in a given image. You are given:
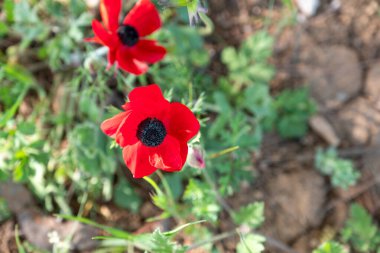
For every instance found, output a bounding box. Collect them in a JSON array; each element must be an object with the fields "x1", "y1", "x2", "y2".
[
  {"x1": 2, "y1": 0, "x2": 380, "y2": 253},
  {"x1": 207, "y1": 0, "x2": 380, "y2": 252}
]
